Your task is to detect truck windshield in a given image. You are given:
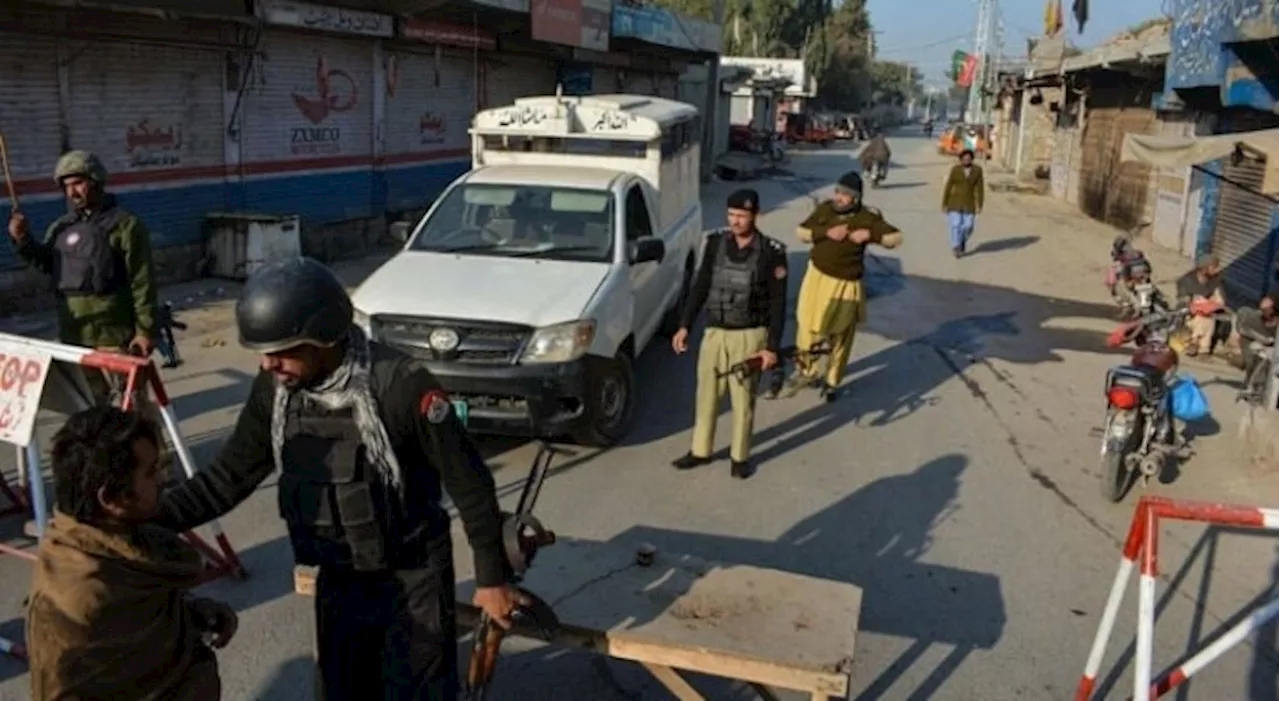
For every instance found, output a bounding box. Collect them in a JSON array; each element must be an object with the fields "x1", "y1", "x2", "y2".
[{"x1": 410, "y1": 184, "x2": 615, "y2": 263}]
